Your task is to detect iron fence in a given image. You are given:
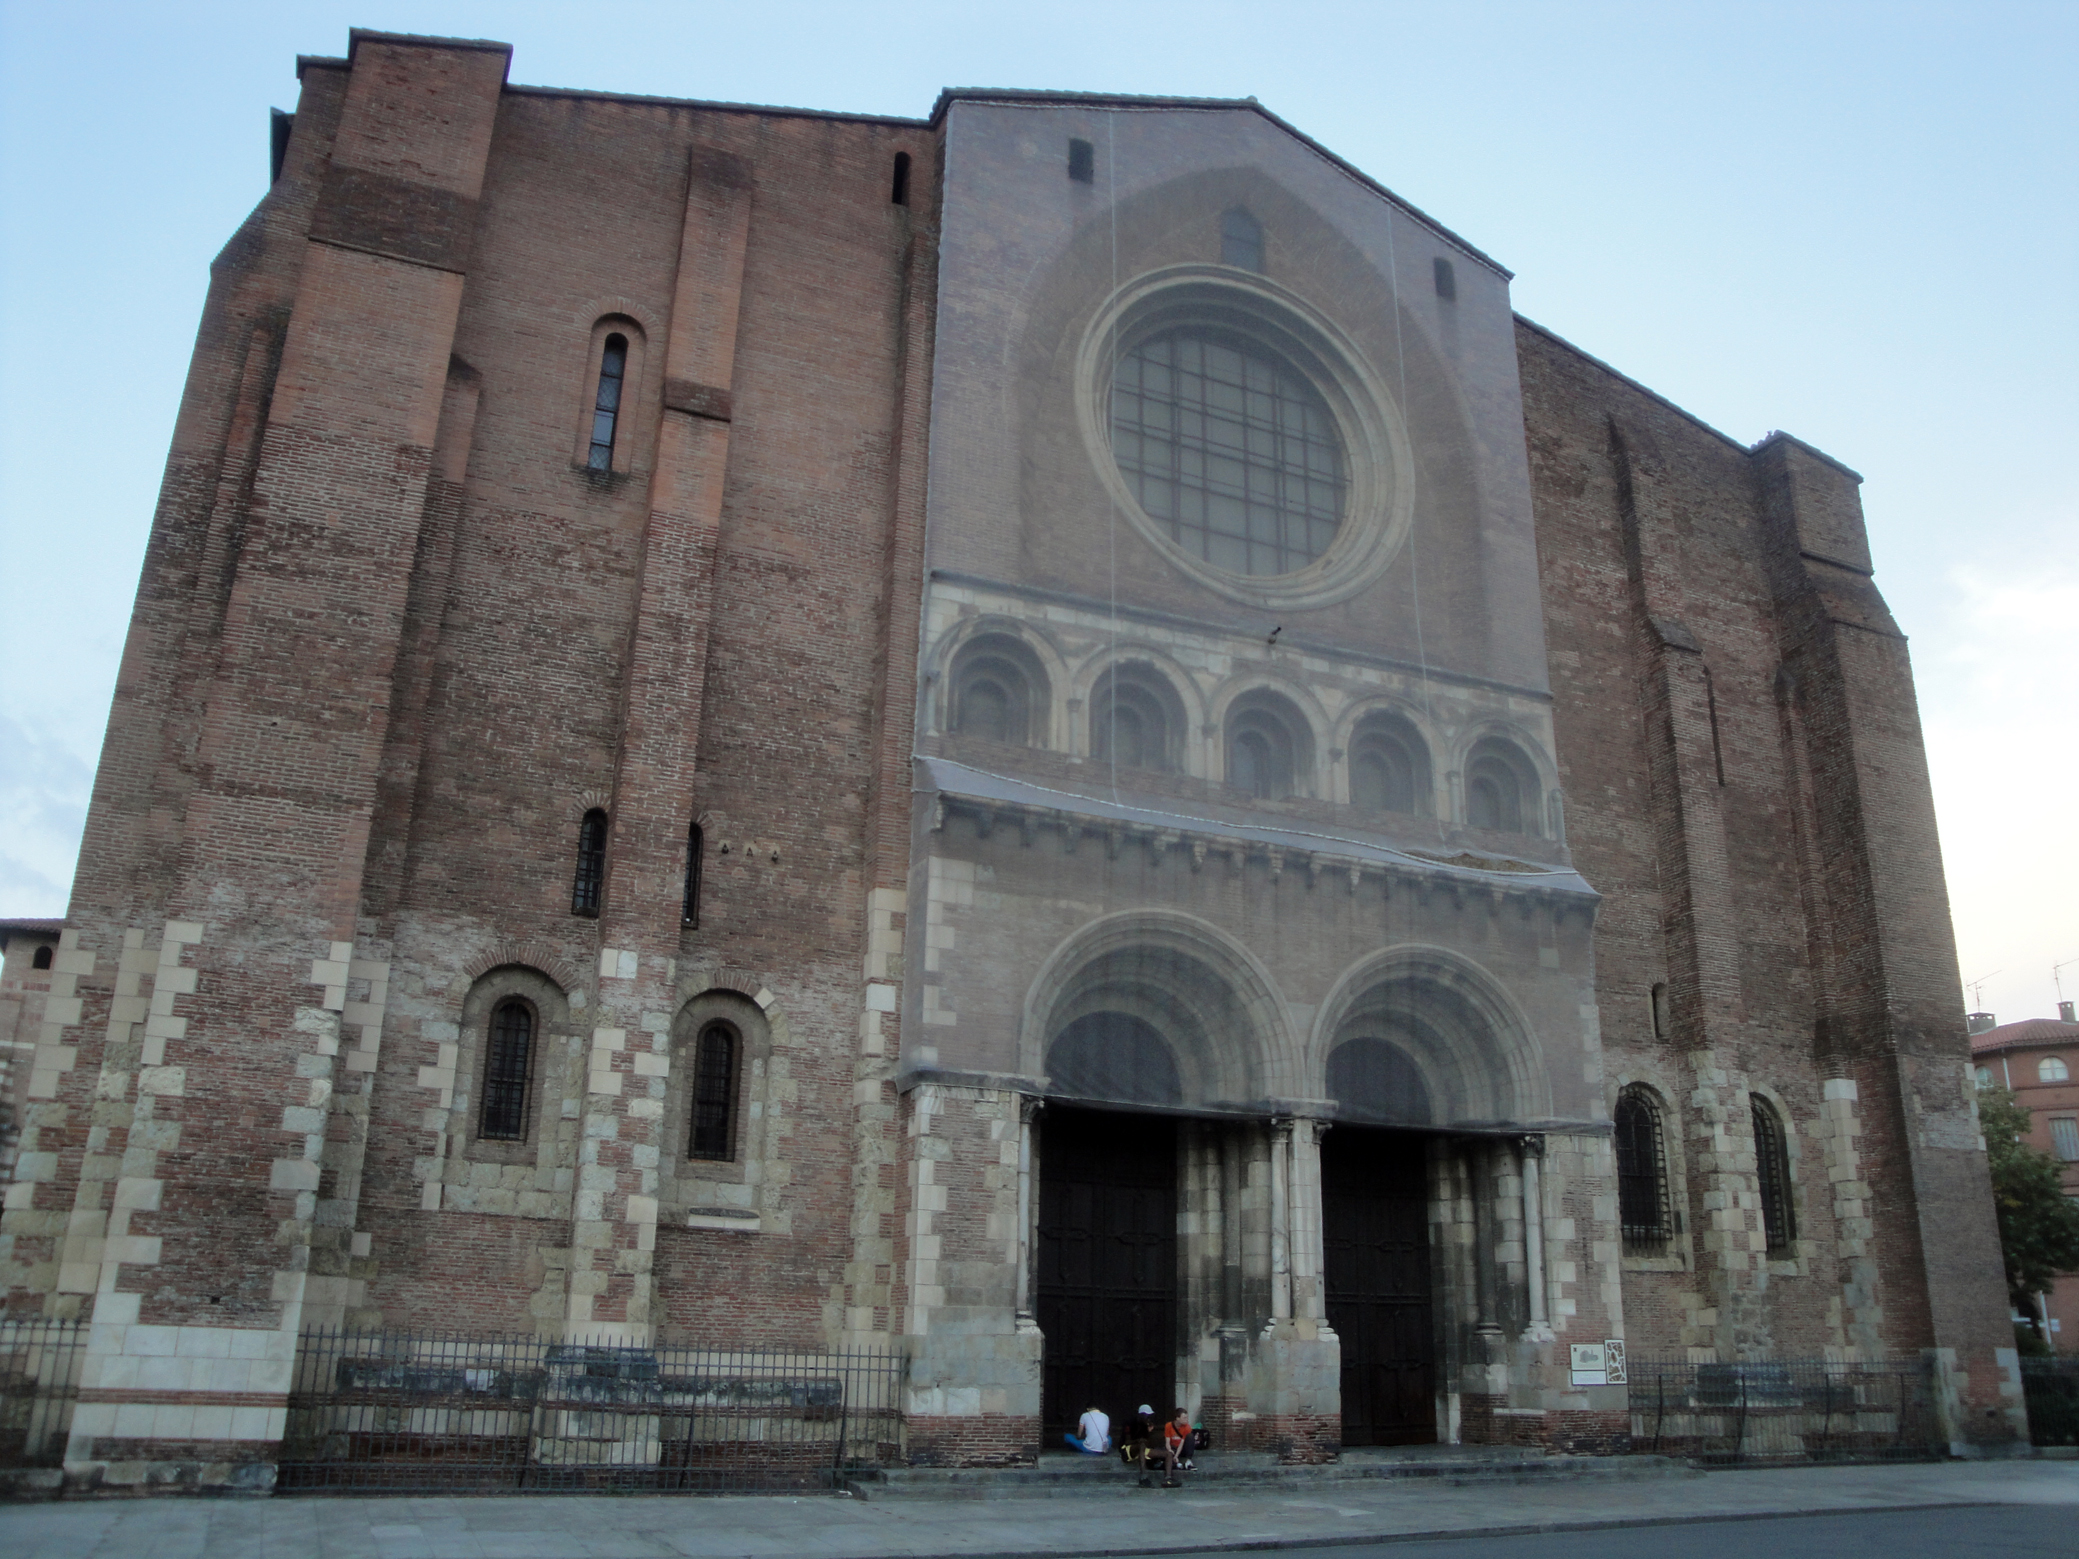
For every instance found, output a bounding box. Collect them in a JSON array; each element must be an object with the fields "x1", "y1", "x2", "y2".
[
  {"x1": 278, "y1": 1328, "x2": 905, "y2": 1494},
  {"x1": 2020, "y1": 1356, "x2": 2079, "y2": 1447},
  {"x1": 0, "y1": 1317, "x2": 86, "y2": 1469},
  {"x1": 1627, "y1": 1357, "x2": 1940, "y2": 1464}
]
